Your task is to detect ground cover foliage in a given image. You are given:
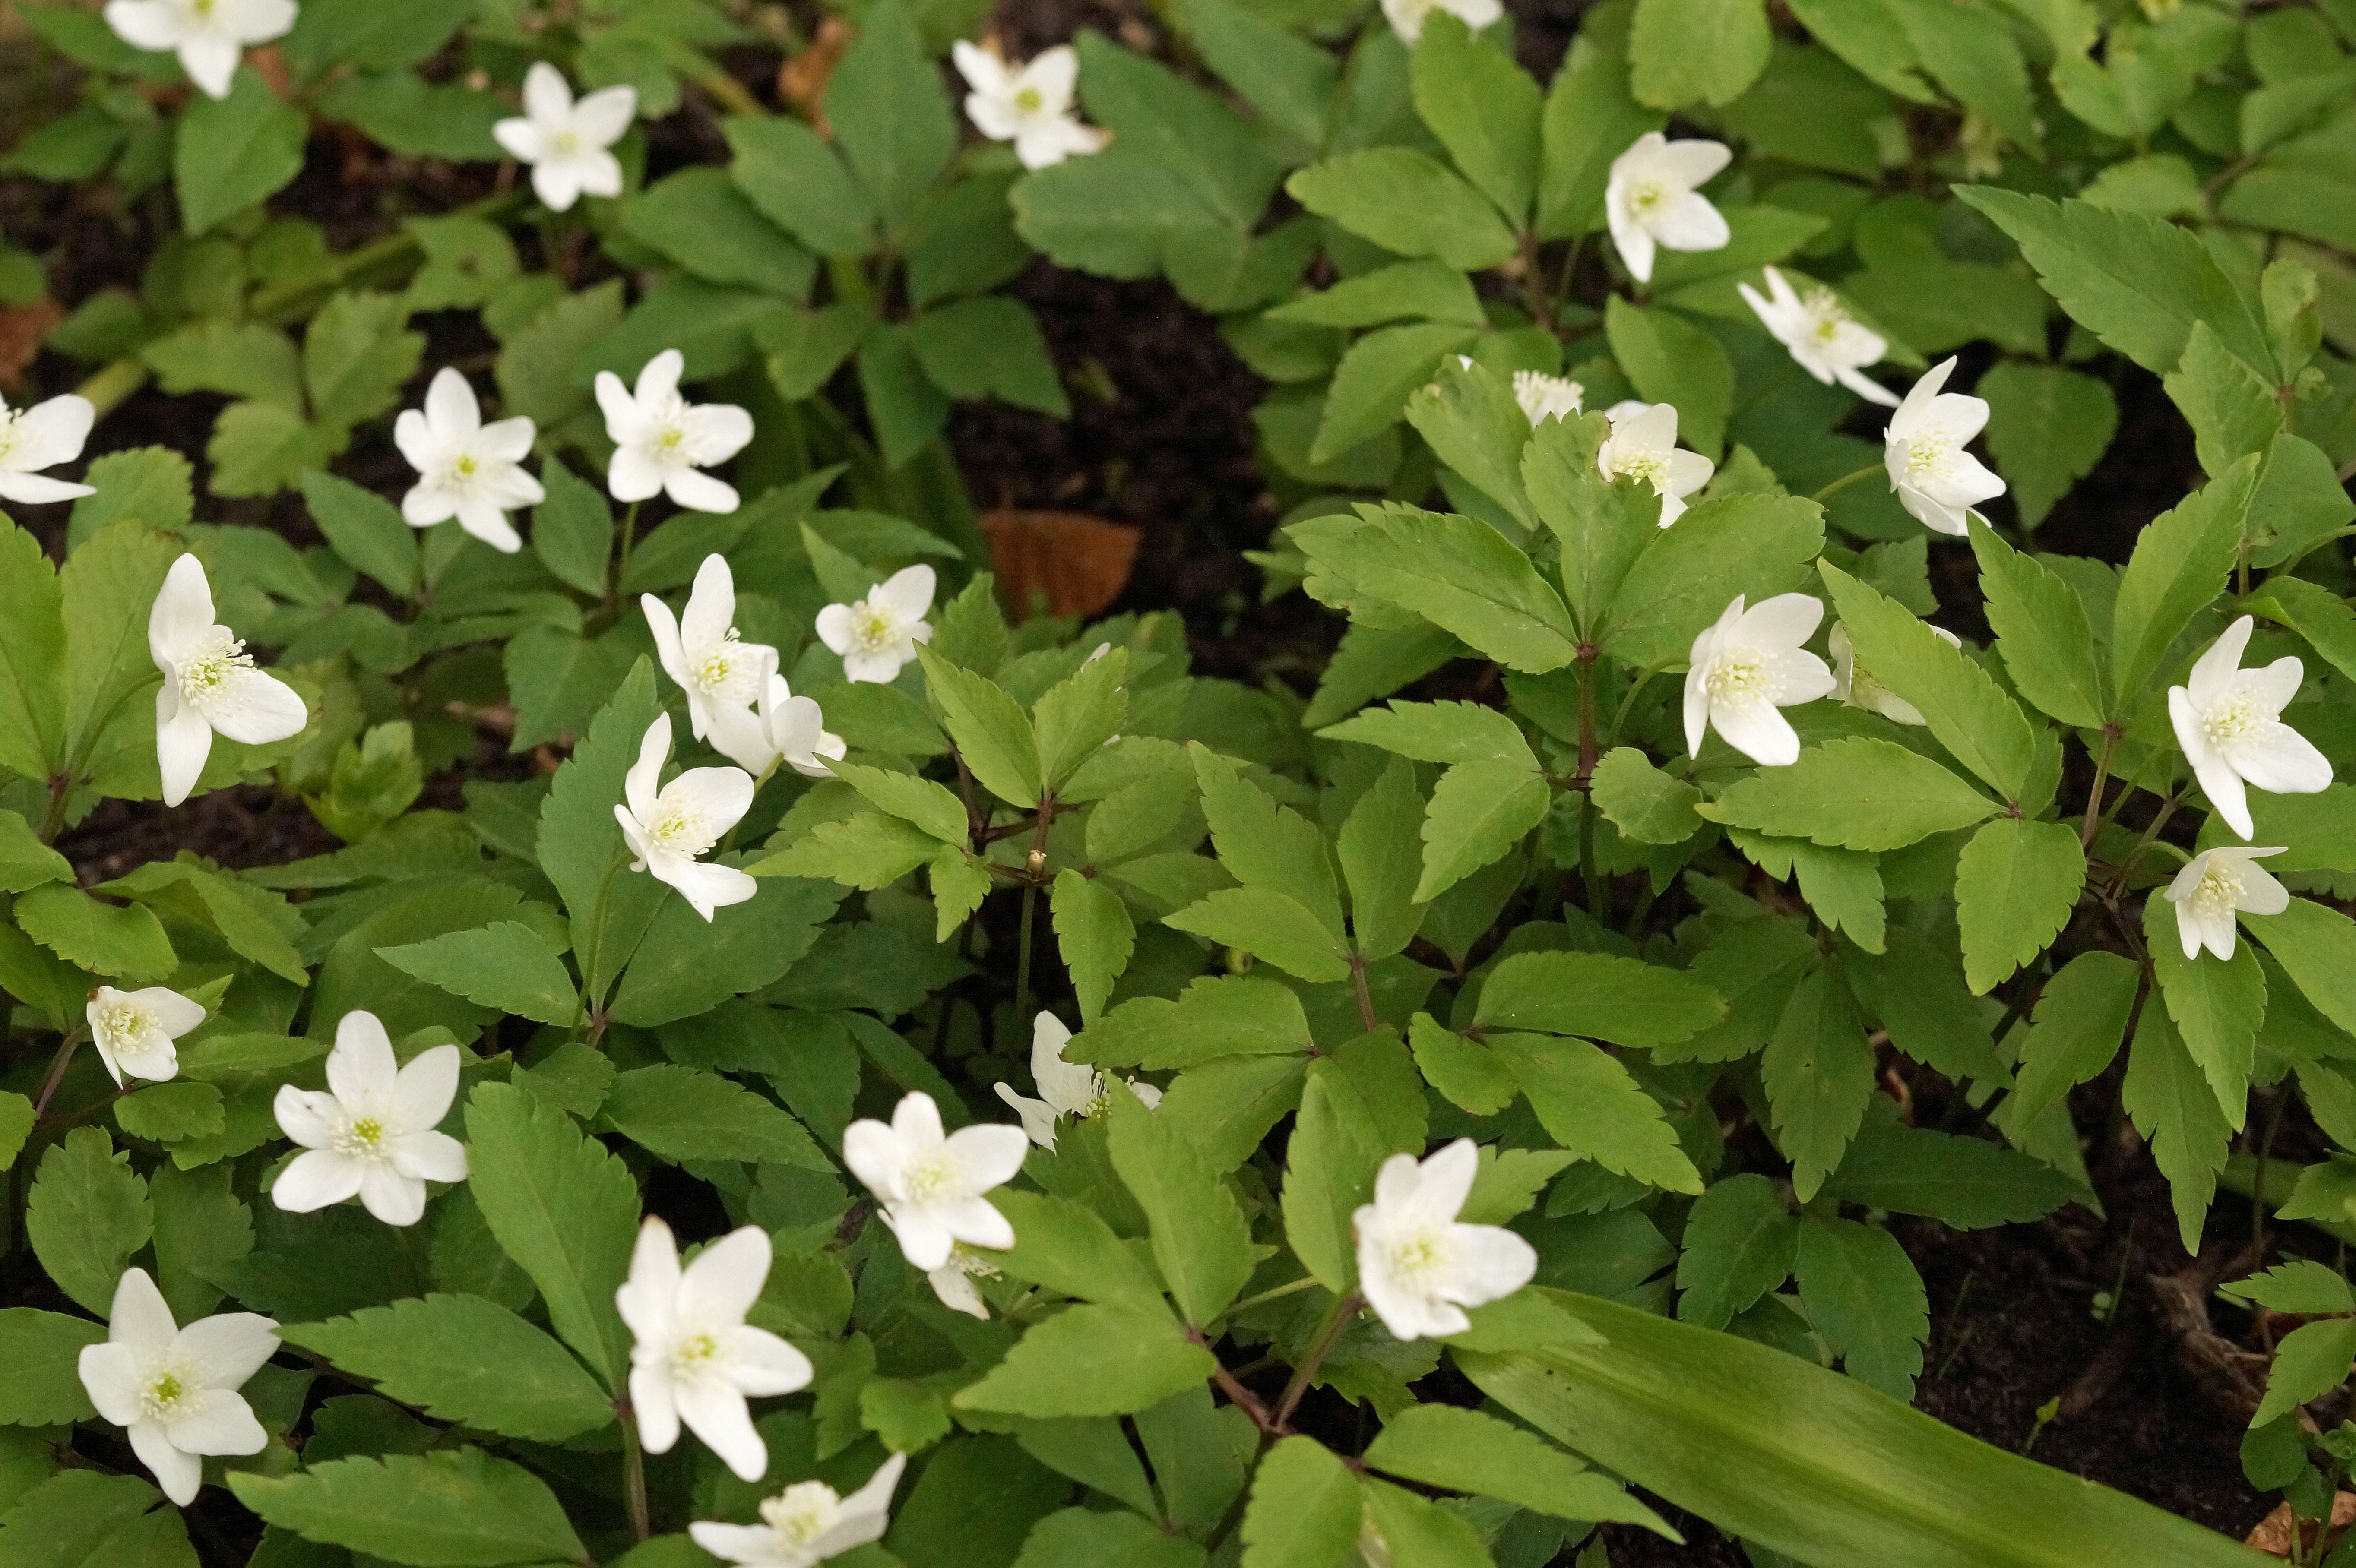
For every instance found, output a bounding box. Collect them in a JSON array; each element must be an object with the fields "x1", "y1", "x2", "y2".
[{"x1": 3, "y1": 0, "x2": 2356, "y2": 1564}]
